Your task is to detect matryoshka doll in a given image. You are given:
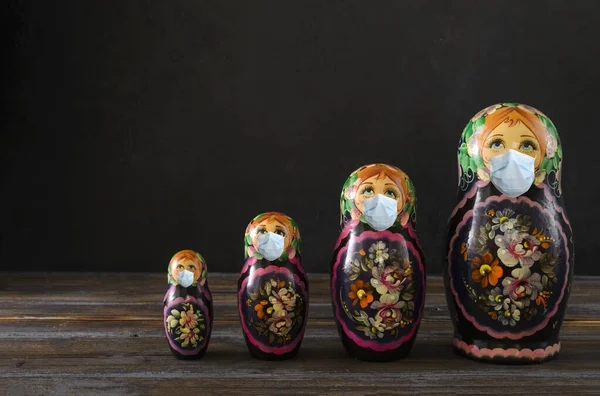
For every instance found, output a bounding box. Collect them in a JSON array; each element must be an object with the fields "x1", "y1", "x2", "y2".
[
  {"x1": 238, "y1": 212, "x2": 308, "y2": 360},
  {"x1": 331, "y1": 164, "x2": 426, "y2": 361},
  {"x1": 445, "y1": 103, "x2": 574, "y2": 363},
  {"x1": 163, "y1": 250, "x2": 213, "y2": 359}
]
